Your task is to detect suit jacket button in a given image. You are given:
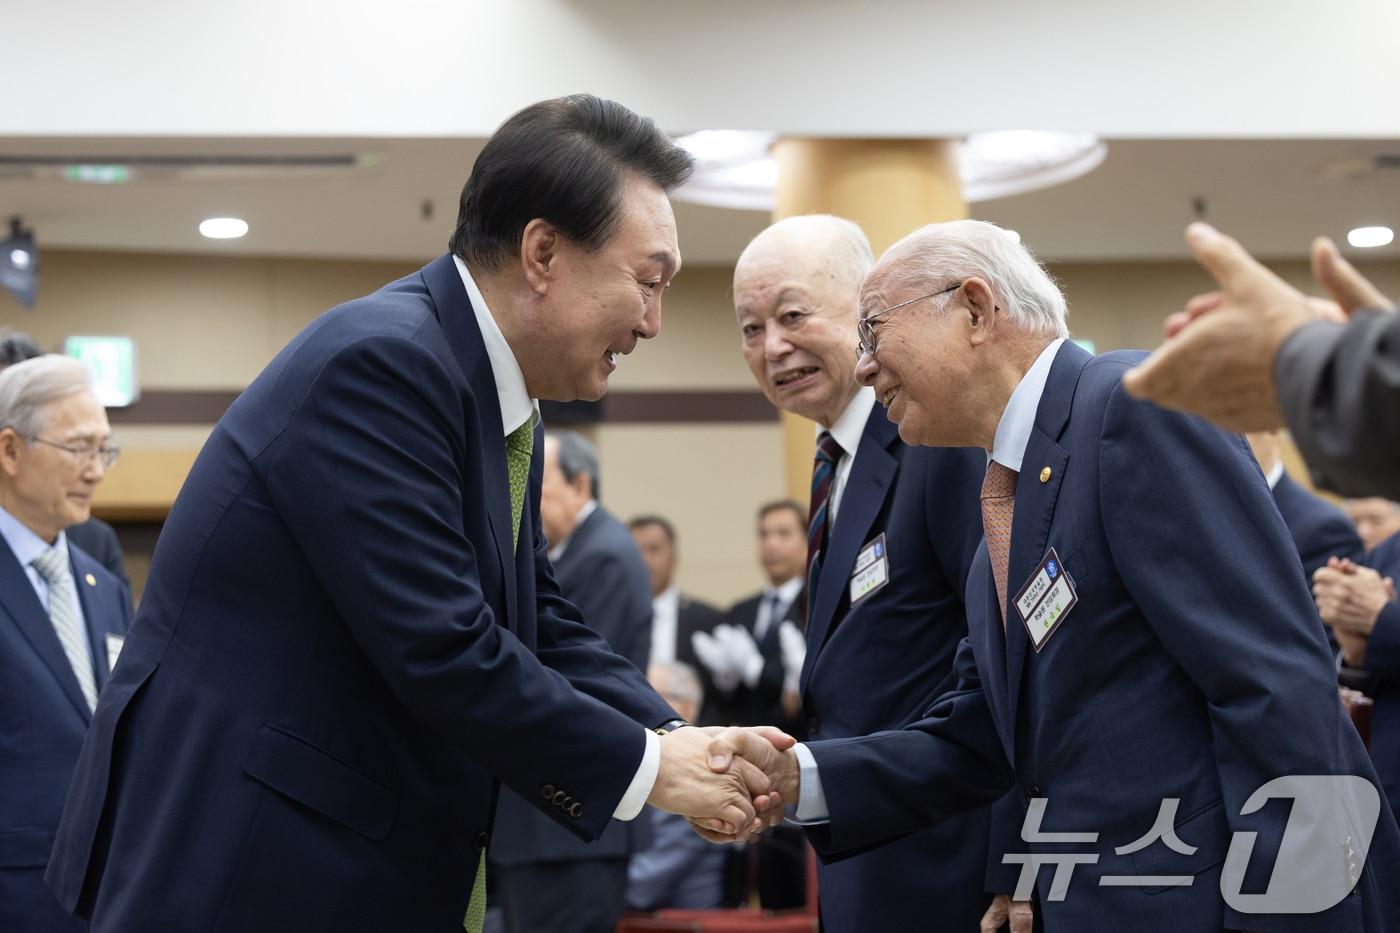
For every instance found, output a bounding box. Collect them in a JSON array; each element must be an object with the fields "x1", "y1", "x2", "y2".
[
  {"x1": 568, "y1": 802, "x2": 583, "y2": 819},
  {"x1": 541, "y1": 784, "x2": 555, "y2": 800},
  {"x1": 475, "y1": 832, "x2": 489, "y2": 852},
  {"x1": 553, "y1": 791, "x2": 567, "y2": 806}
]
